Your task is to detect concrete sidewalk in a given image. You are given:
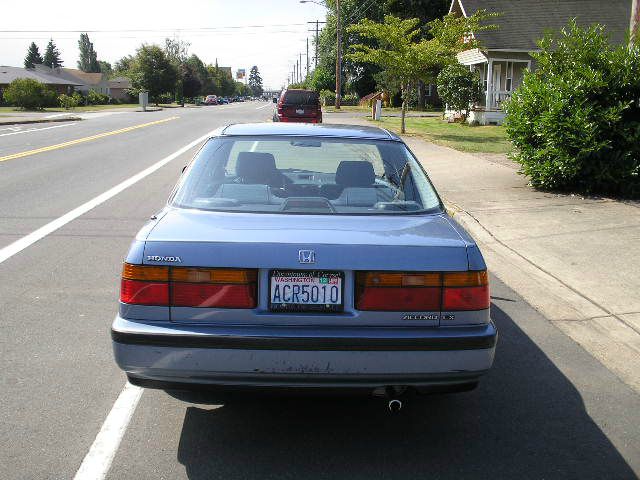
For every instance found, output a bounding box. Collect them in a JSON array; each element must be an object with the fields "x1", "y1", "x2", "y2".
[{"x1": 328, "y1": 113, "x2": 640, "y2": 392}]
